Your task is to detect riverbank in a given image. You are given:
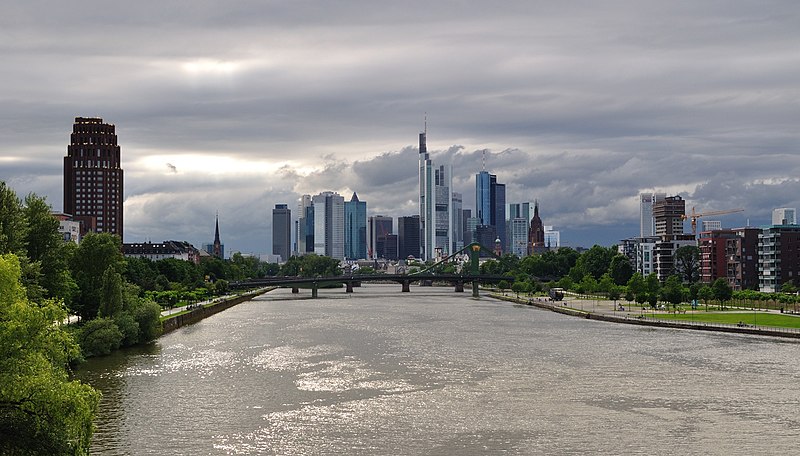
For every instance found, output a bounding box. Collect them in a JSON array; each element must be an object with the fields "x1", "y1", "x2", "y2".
[
  {"x1": 491, "y1": 293, "x2": 800, "y2": 340},
  {"x1": 161, "y1": 287, "x2": 275, "y2": 333}
]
